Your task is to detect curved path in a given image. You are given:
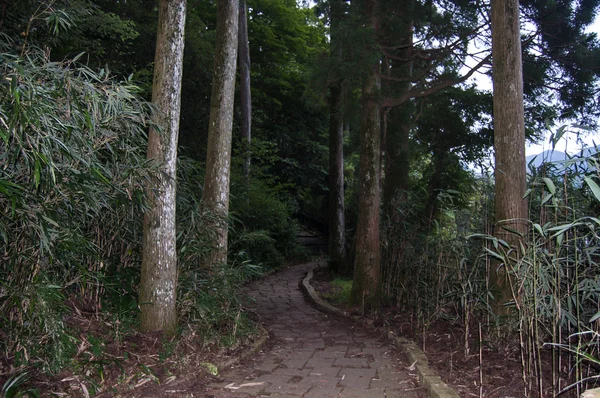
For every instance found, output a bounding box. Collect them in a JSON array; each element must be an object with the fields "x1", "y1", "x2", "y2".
[{"x1": 204, "y1": 262, "x2": 426, "y2": 398}]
